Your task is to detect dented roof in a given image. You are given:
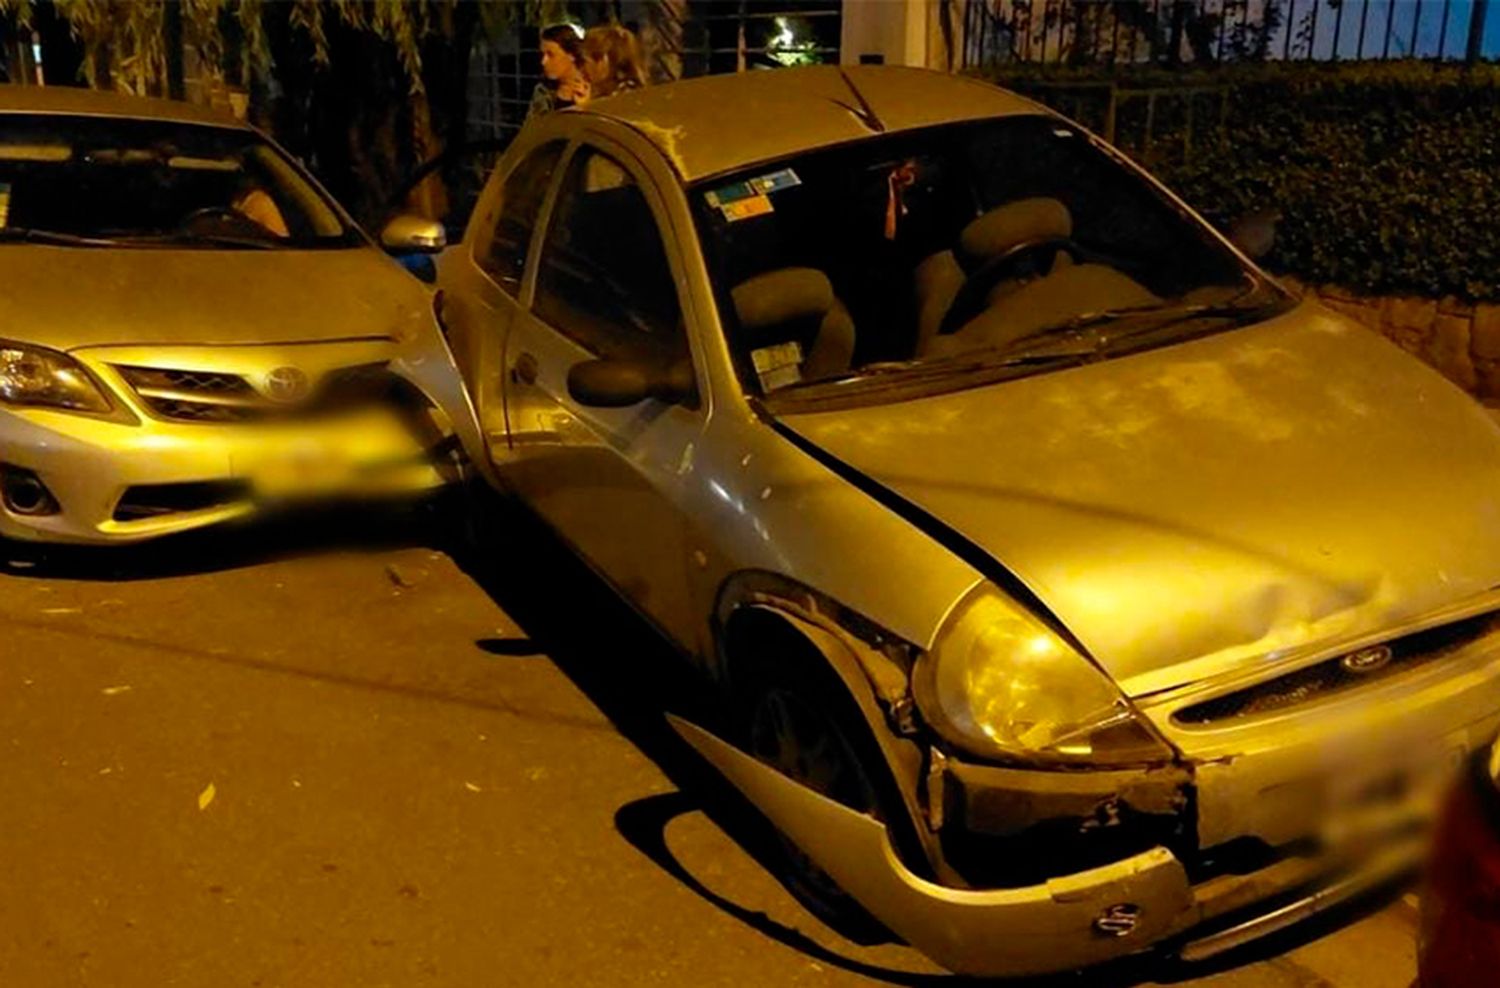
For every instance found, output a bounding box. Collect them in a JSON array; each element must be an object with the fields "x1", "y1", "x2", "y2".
[{"x1": 575, "y1": 65, "x2": 1041, "y2": 183}]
